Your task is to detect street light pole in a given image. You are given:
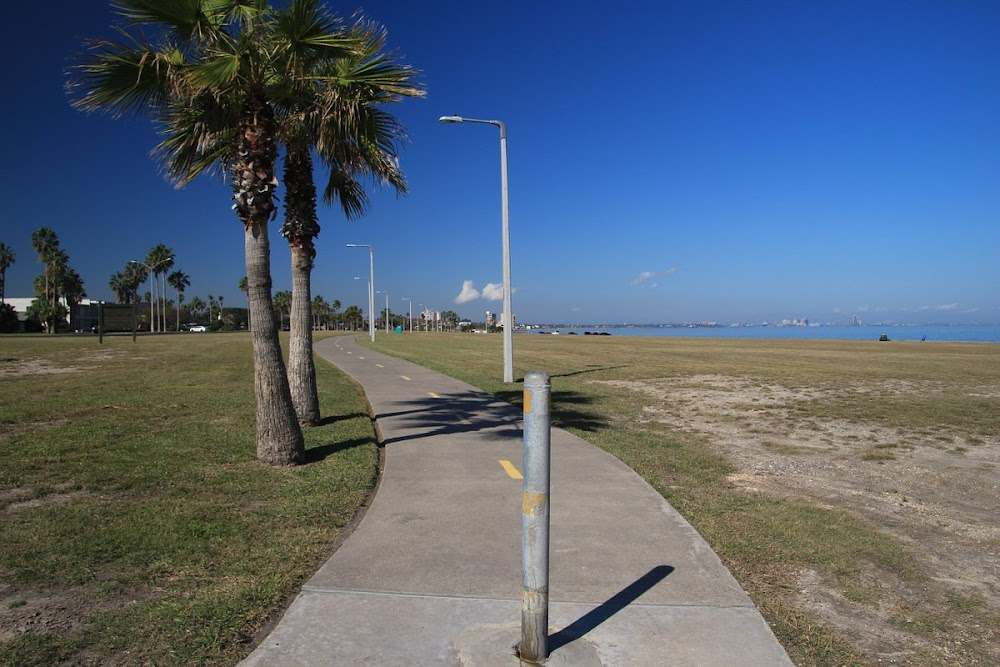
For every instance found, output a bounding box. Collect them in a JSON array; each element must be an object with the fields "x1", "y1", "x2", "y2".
[
  {"x1": 439, "y1": 115, "x2": 514, "y2": 382},
  {"x1": 347, "y1": 244, "x2": 375, "y2": 342}
]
